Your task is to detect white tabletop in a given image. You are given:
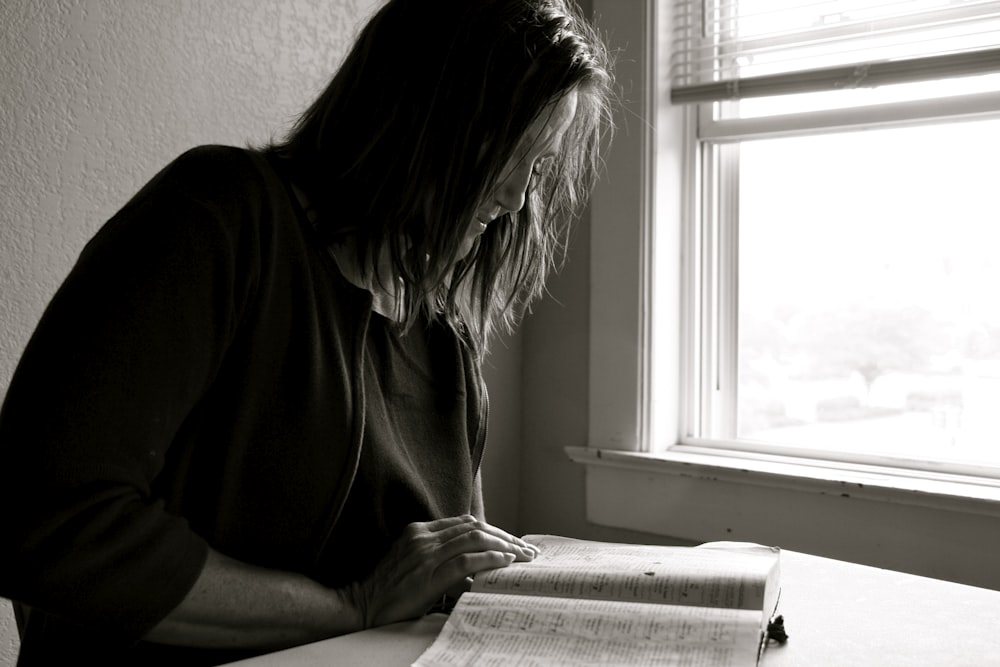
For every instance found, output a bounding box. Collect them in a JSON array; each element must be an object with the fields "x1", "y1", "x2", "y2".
[{"x1": 225, "y1": 550, "x2": 1000, "y2": 666}]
